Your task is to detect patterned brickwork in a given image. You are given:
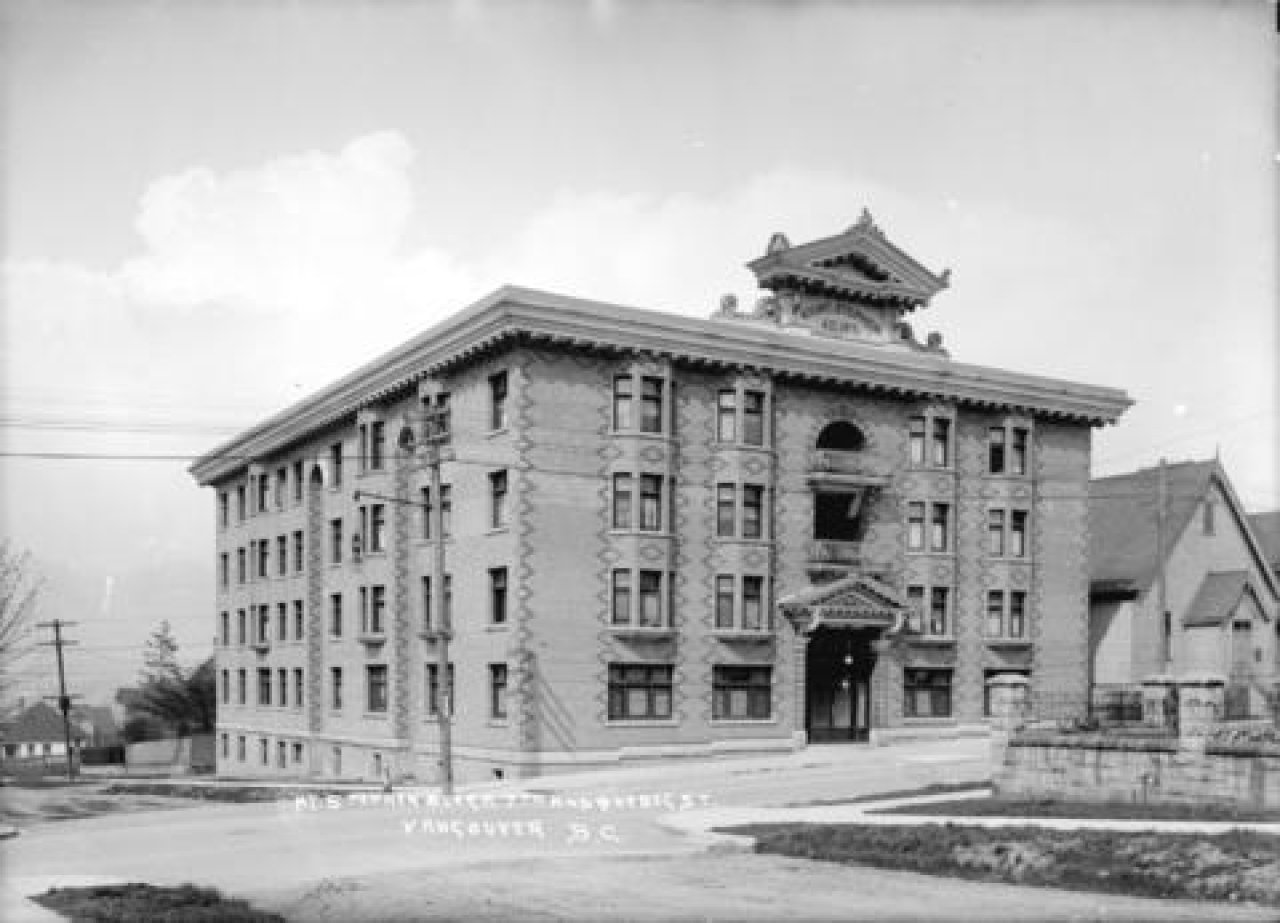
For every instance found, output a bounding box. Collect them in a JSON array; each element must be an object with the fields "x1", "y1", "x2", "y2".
[{"x1": 304, "y1": 461, "x2": 326, "y2": 775}]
